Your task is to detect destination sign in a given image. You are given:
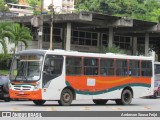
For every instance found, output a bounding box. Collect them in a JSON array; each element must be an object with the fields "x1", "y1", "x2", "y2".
[{"x1": 20, "y1": 55, "x2": 41, "y2": 61}]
